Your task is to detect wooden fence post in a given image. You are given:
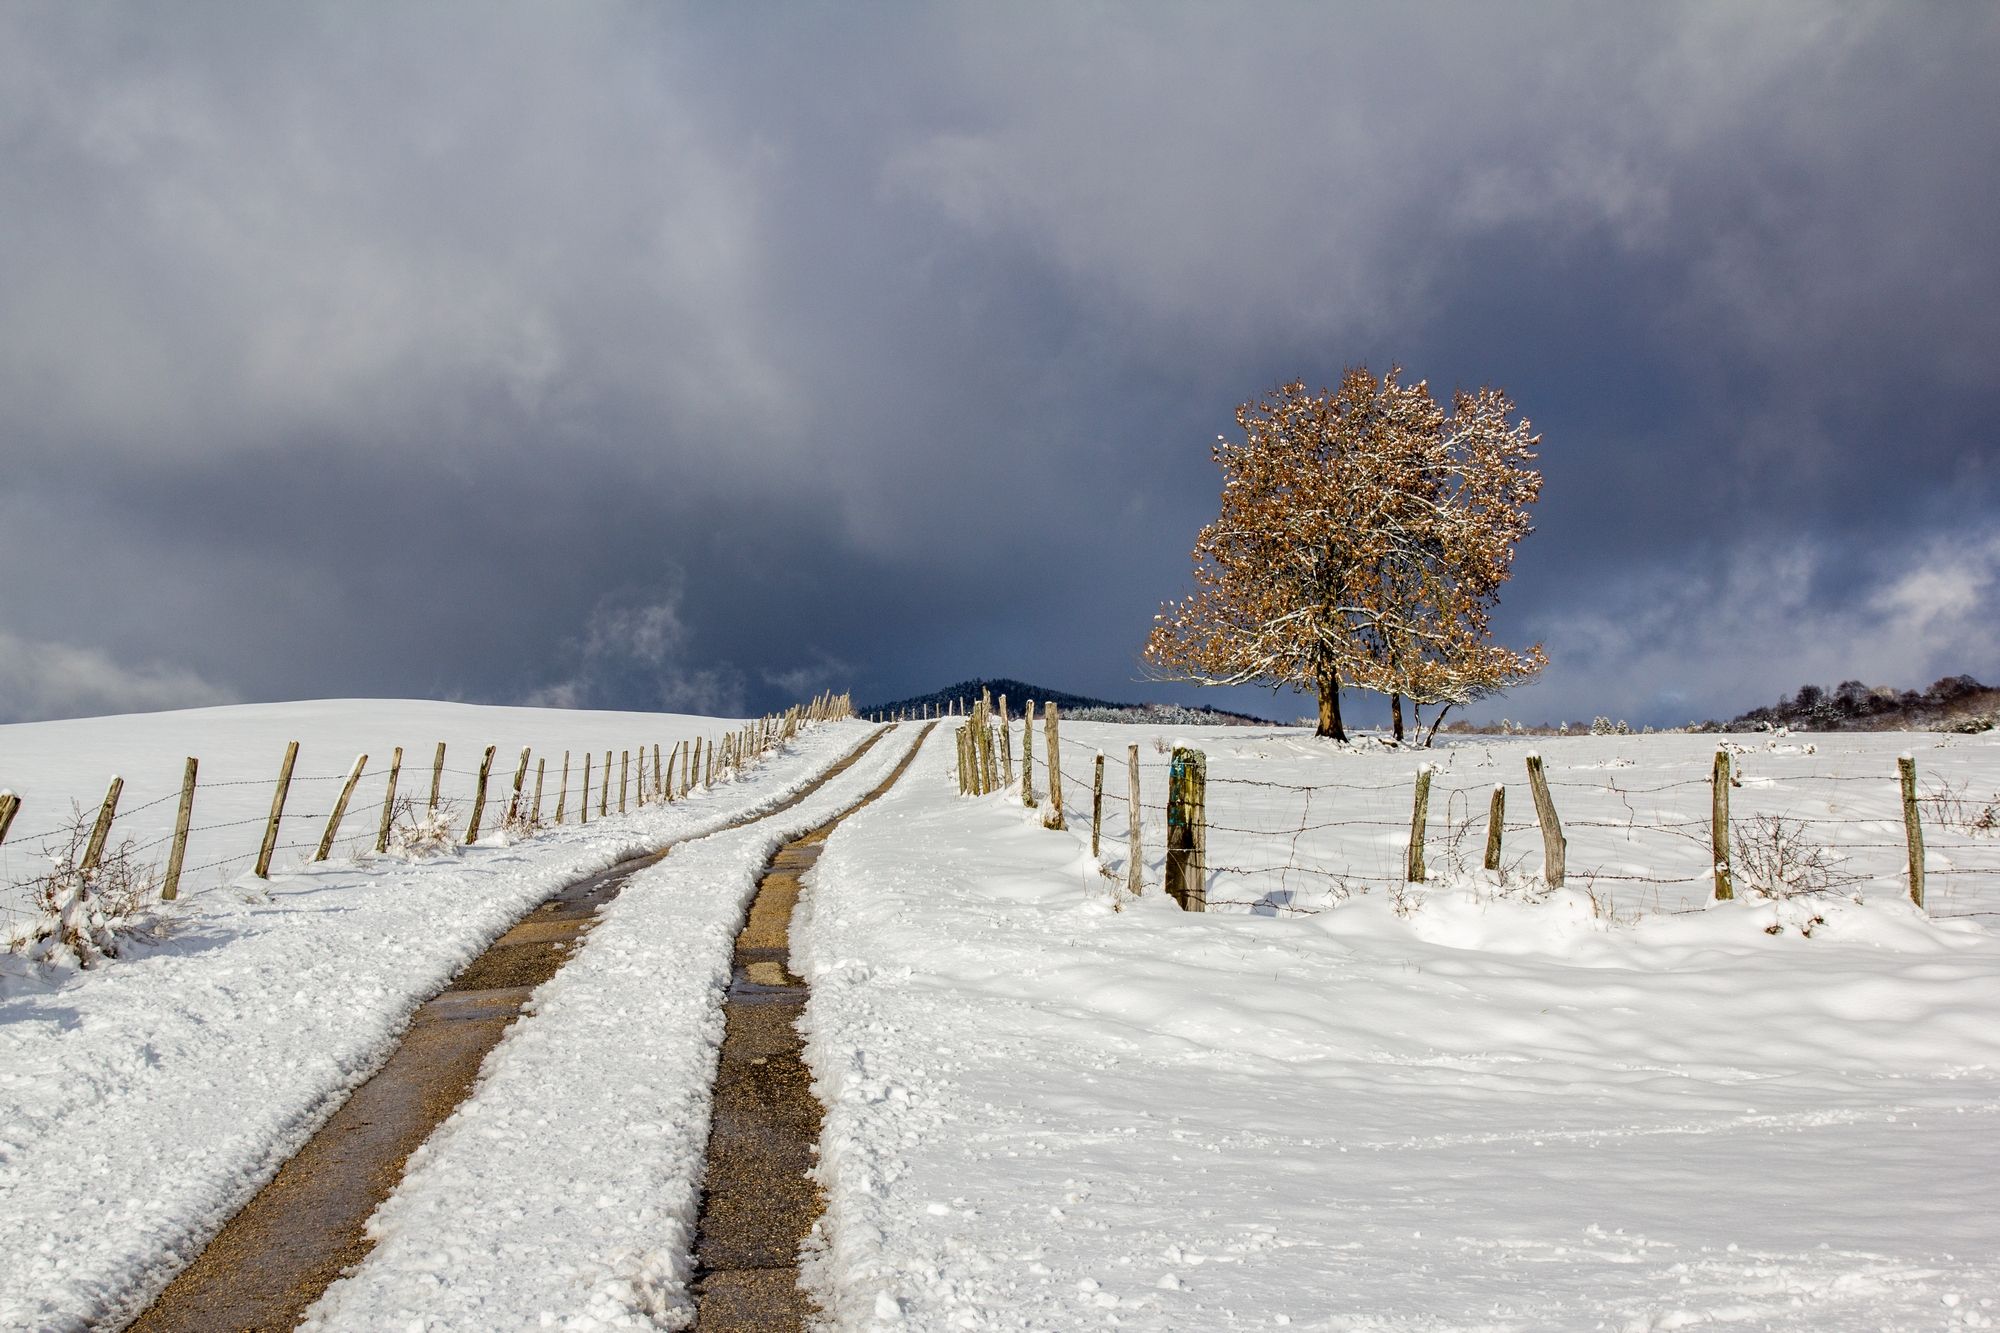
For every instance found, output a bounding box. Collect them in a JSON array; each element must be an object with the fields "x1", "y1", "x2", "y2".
[
  {"x1": 635, "y1": 745, "x2": 647, "y2": 807},
  {"x1": 600, "y1": 750, "x2": 611, "y2": 816},
  {"x1": 429, "y1": 742, "x2": 445, "y2": 812},
  {"x1": 580, "y1": 752, "x2": 591, "y2": 824},
  {"x1": 465, "y1": 745, "x2": 497, "y2": 844},
  {"x1": 556, "y1": 752, "x2": 570, "y2": 824},
  {"x1": 654, "y1": 743, "x2": 663, "y2": 799},
  {"x1": 0, "y1": 790, "x2": 18, "y2": 849},
  {"x1": 375, "y1": 747, "x2": 402, "y2": 854},
  {"x1": 1900, "y1": 754, "x2": 1926, "y2": 910},
  {"x1": 531, "y1": 757, "x2": 545, "y2": 826},
  {"x1": 1483, "y1": 784, "x2": 1504, "y2": 872},
  {"x1": 1091, "y1": 752, "x2": 1105, "y2": 857},
  {"x1": 157, "y1": 759, "x2": 198, "y2": 900},
  {"x1": 619, "y1": 750, "x2": 629, "y2": 814},
  {"x1": 1020, "y1": 701, "x2": 1037, "y2": 808},
  {"x1": 255, "y1": 742, "x2": 300, "y2": 878},
  {"x1": 1711, "y1": 749, "x2": 1734, "y2": 901},
  {"x1": 1406, "y1": 764, "x2": 1432, "y2": 883},
  {"x1": 1127, "y1": 744, "x2": 1143, "y2": 896},
  {"x1": 315, "y1": 753, "x2": 368, "y2": 862},
  {"x1": 665, "y1": 742, "x2": 678, "y2": 801},
  {"x1": 998, "y1": 695, "x2": 1014, "y2": 786},
  {"x1": 1043, "y1": 703, "x2": 1065, "y2": 829},
  {"x1": 1524, "y1": 753, "x2": 1565, "y2": 888},
  {"x1": 981, "y1": 721, "x2": 998, "y2": 794},
  {"x1": 1166, "y1": 746, "x2": 1206, "y2": 910},
  {"x1": 80, "y1": 775, "x2": 125, "y2": 874},
  {"x1": 682, "y1": 738, "x2": 692, "y2": 794},
  {"x1": 507, "y1": 747, "x2": 532, "y2": 827}
]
